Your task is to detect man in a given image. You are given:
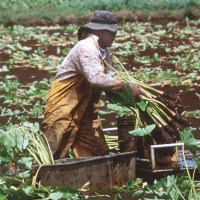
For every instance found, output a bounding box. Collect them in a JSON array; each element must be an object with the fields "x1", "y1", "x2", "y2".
[{"x1": 42, "y1": 10, "x2": 143, "y2": 159}]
